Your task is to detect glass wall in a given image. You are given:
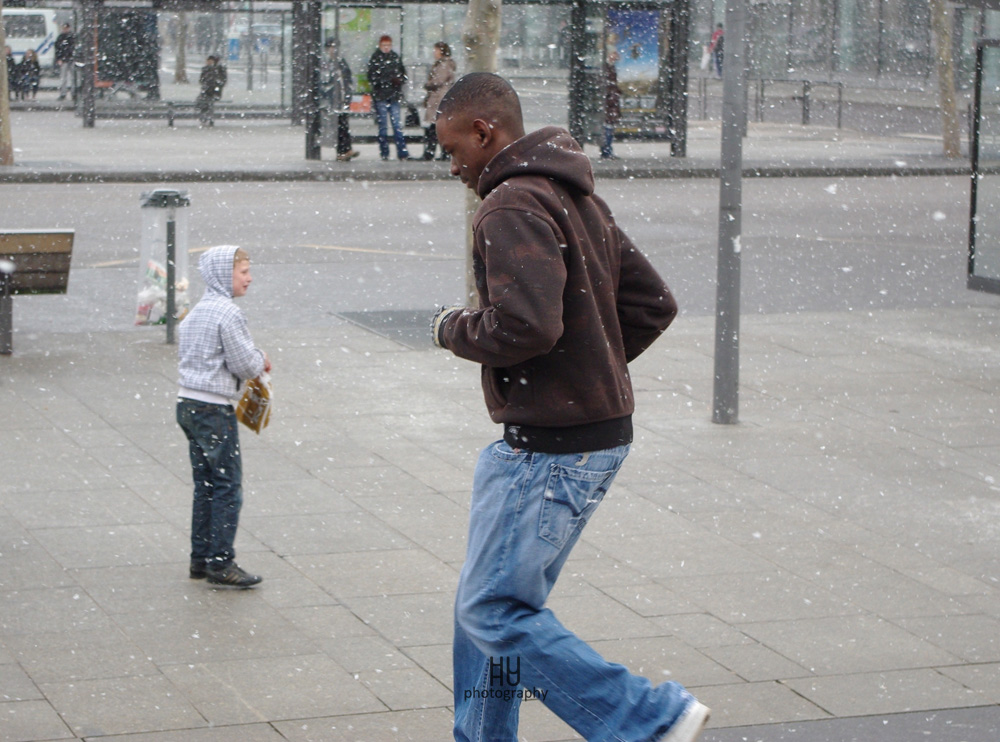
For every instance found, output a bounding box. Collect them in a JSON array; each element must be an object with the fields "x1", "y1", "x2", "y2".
[
  {"x1": 969, "y1": 40, "x2": 1000, "y2": 293},
  {"x1": 689, "y1": 0, "x2": 984, "y2": 85}
]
